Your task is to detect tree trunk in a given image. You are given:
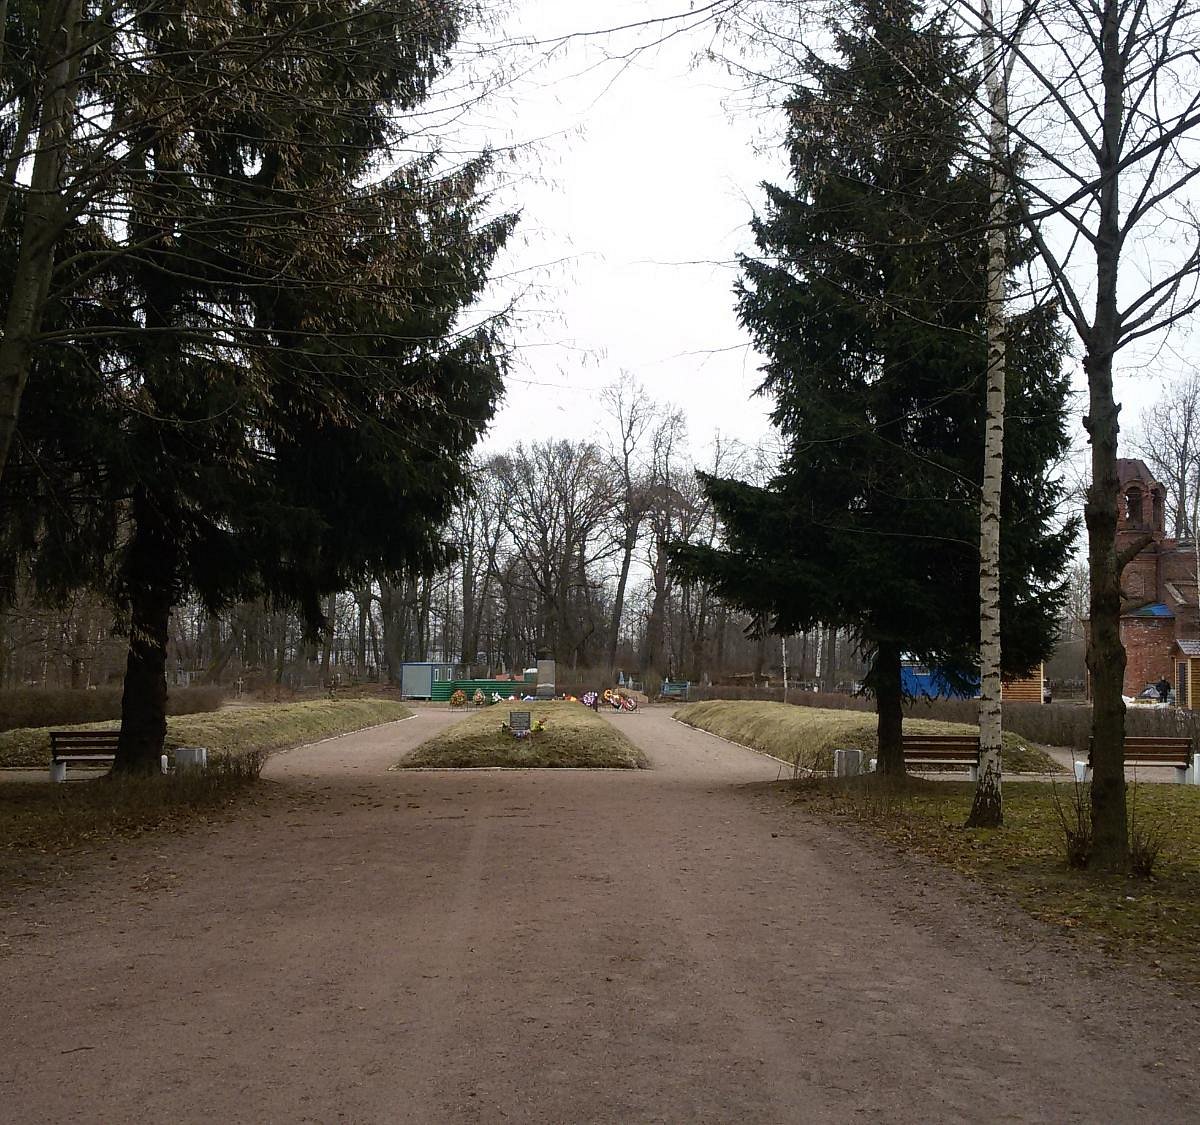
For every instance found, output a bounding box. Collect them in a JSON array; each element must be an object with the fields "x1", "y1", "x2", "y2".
[
  {"x1": 417, "y1": 577, "x2": 432, "y2": 660},
  {"x1": 644, "y1": 546, "x2": 670, "y2": 679},
  {"x1": 355, "y1": 587, "x2": 370, "y2": 672},
  {"x1": 1085, "y1": 338, "x2": 1129, "y2": 870},
  {"x1": 461, "y1": 555, "x2": 477, "y2": 669},
  {"x1": 608, "y1": 525, "x2": 638, "y2": 677},
  {"x1": 968, "y1": 8, "x2": 1008, "y2": 830},
  {"x1": 379, "y1": 582, "x2": 403, "y2": 683},
  {"x1": 873, "y1": 642, "x2": 905, "y2": 776},
  {"x1": 114, "y1": 491, "x2": 178, "y2": 774},
  {"x1": 319, "y1": 592, "x2": 335, "y2": 683},
  {"x1": 823, "y1": 627, "x2": 838, "y2": 692},
  {"x1": 69, "y1": 616, "x2": 86, "y2": 690},
  {"x1": 0, "y1": 0, "x2": 83, "y2": 484},
  {"x1": 1085, "y1": 0, "x2": 1129, "y2": 873}
]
